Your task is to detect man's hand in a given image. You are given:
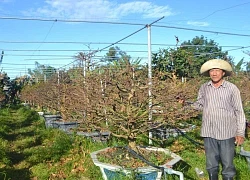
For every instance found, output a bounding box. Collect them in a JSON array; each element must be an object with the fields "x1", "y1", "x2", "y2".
[
  {"x1": 235, "y1": 136, "x2": 244, "y2": 146},
  {"x1": 178, "y1": 99, "x2": 185, "y2": 104},
  {"x1": 176, "y1": 96, "x2": 185, "y2": 106}
]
